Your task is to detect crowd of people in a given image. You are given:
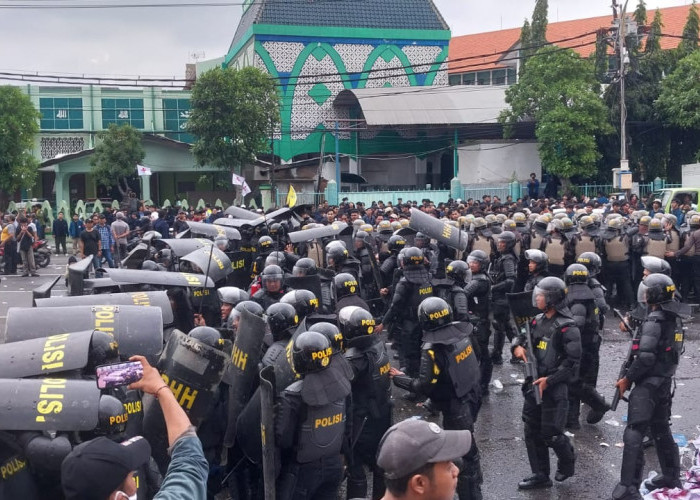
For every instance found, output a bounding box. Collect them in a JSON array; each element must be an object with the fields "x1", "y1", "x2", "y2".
[{"x1": 0, "y1": 187, "x2": 693, "y2": 500}]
